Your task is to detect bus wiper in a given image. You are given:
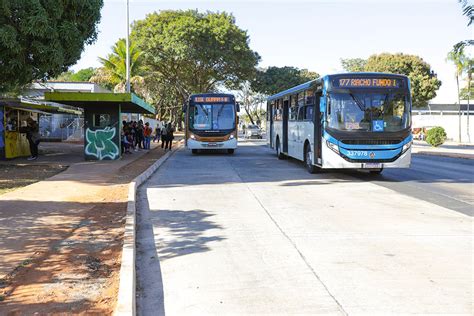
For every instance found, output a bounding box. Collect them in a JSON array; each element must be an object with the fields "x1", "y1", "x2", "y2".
[{"x1": 349, "y1": 92, "x2": 365, "y2": 111}]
